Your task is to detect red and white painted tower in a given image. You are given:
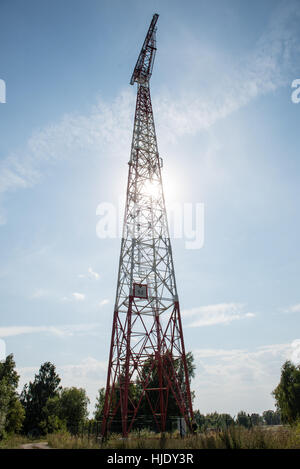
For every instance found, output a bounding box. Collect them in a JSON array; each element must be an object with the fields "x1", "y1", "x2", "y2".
[{"x1": 101, "y1": 14, "x2": 194, "y2": 437}]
